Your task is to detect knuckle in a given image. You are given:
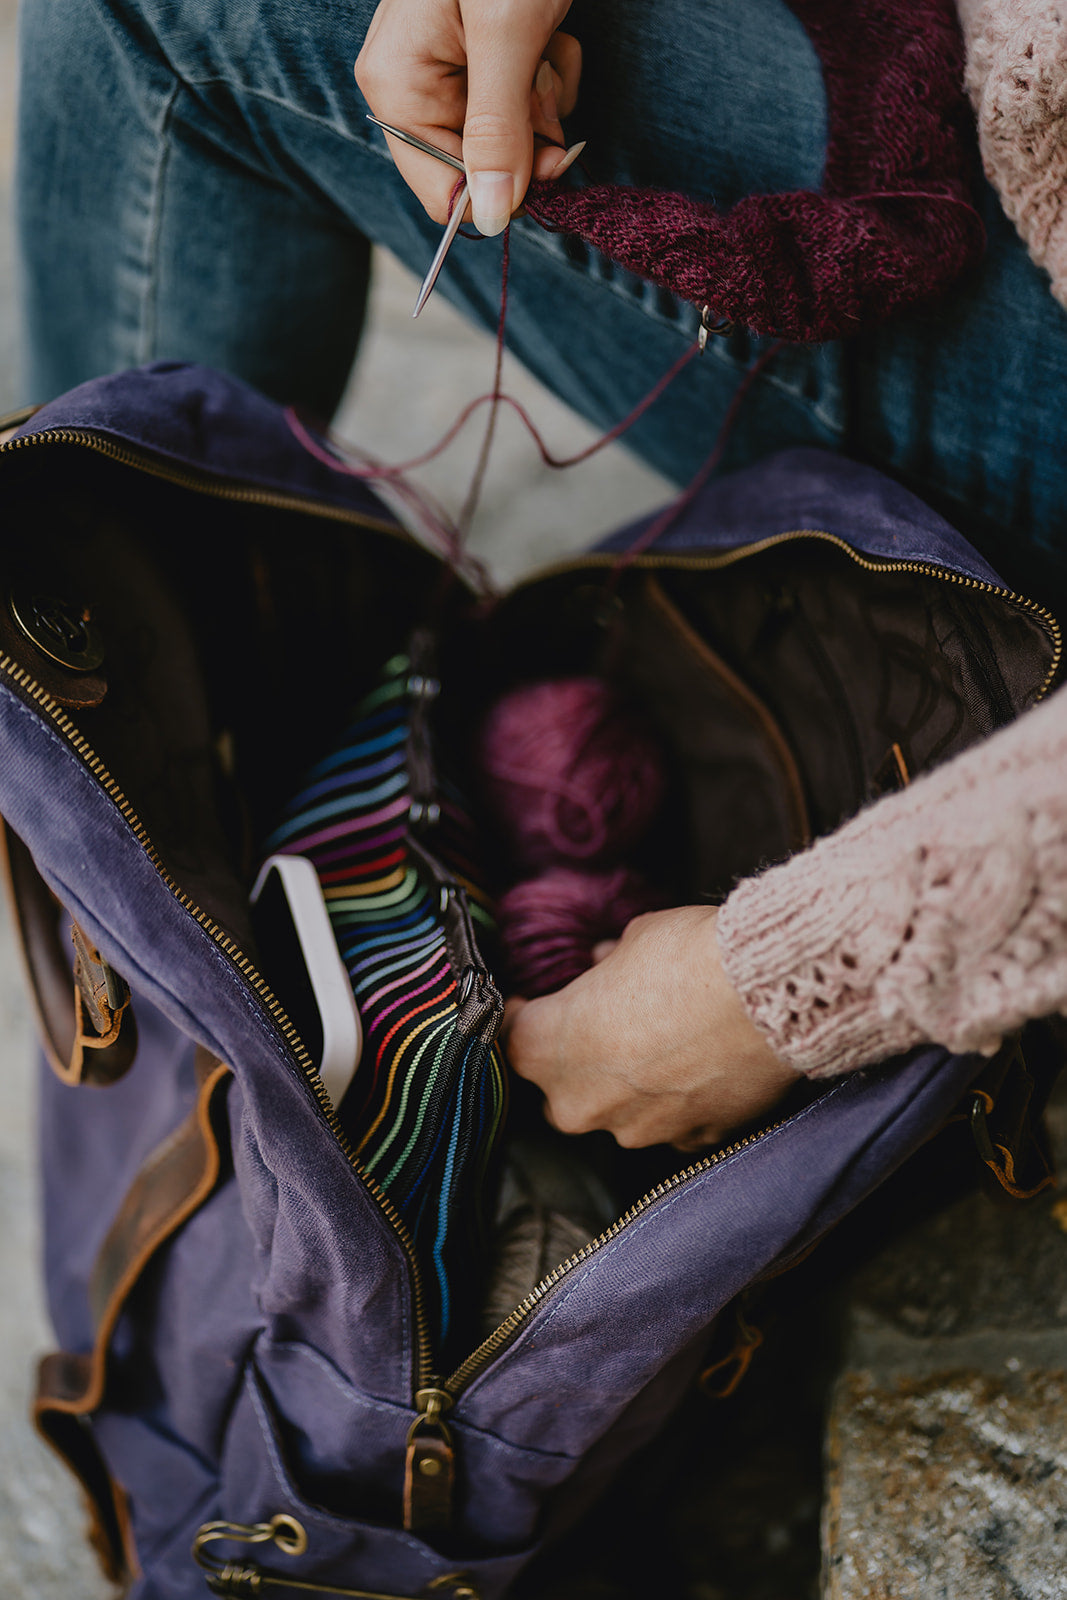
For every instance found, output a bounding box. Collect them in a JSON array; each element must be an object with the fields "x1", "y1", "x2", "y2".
[
  {"x1": 462, "y1": 108, "x2": 520, "y2": 147},
  {"x1": 353, "y1": 52, "x2": 382, "y2": 96},
  {"x1": 613, "y1": 1126, "x2": 644, "y2": 1150},
  {"x1": 550, "y1": 1103, "x2": 595, "y2": 1137}
]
